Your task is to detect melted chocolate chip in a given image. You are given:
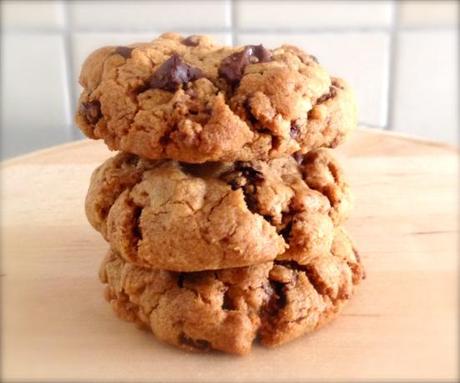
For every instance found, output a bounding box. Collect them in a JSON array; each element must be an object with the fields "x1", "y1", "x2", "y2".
[
  {"x1": 228, "y1": 178, "x2": 243, "y2": 191},
  {"x1": 178, "y1": 333, "x2": 210, "y2": 350},
  {"x1": 317, "y1": 86, "x2": 338, "y2": 104},
  {"x1": 265, "y1": 281, "x2": 287, "y2": 315},
  {"x1": 182, "y1": 35, "x2": 200, "y2": 47},
  {"x1": 221, "y1": 162, "x2": 265, "y2": 213},
  {"x1": 290, "y1": 120, "x2": 302, "y2": 139},
  {"x1": 263, "y1": 215, "x2": 273, "y2": 223},
  {"x1": 148, "y1": 54, "x2": 203, "y2": 92},
  {"x1": 80, "y1": 100, "x2": 101, "y2": 124},
  {"x1": 293, "y1": 151, "x2": 304, "y2": 165},
  {"x1": 221, "y1": 163, "x2": 264, "y2": 213},
  {"x1": 234, "y1": 162, "x2": 264, "y2": 184},
  {"x1": 244, "y1": 192, "x2": 259, "y2": 214},
  {"x1": 115, "y1": 46, "x2": 134, "y2": 59},
  {"x1": 218, "y1": 44, "x2": 272, "y2": 84}
]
